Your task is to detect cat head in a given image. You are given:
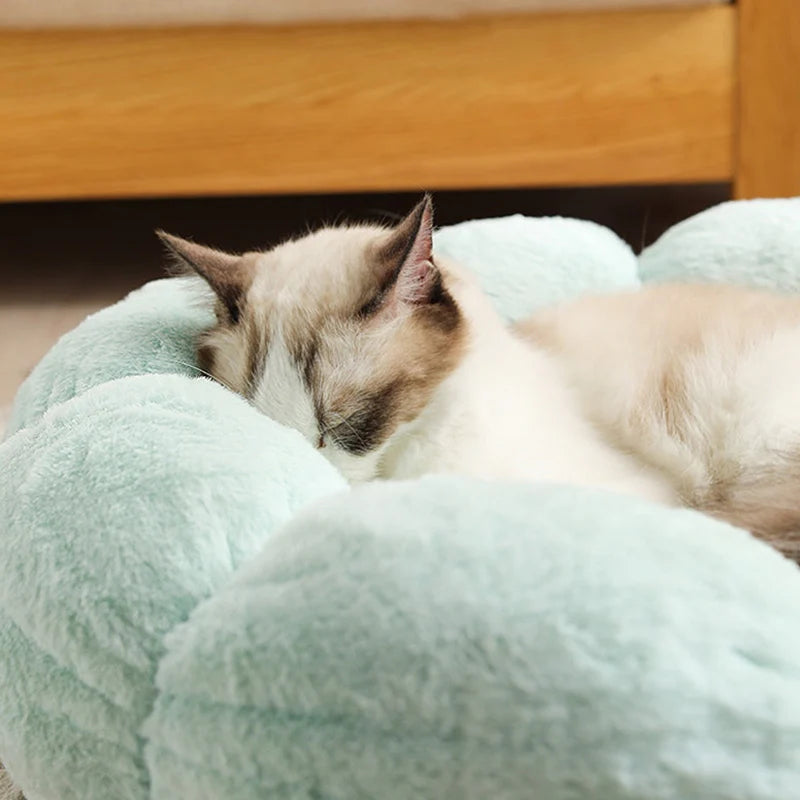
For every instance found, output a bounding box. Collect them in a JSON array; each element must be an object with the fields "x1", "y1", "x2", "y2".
[{"x1": 158, "y1": 195, "x2": 466, "y2": 481}]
